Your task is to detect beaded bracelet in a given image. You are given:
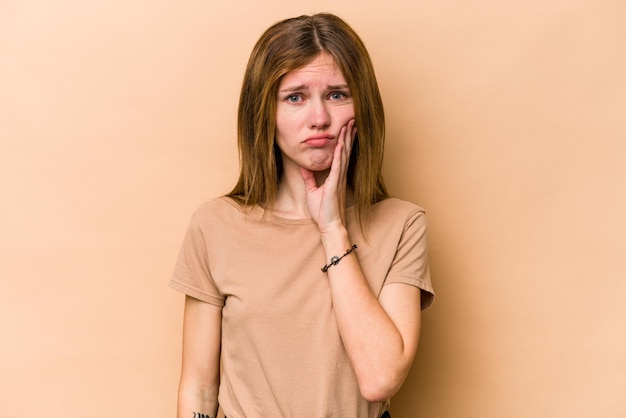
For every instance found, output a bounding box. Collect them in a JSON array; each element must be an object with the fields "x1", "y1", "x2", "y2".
[{"x1": 321, "y1": 244, "x2": 358, "y2": 273}]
